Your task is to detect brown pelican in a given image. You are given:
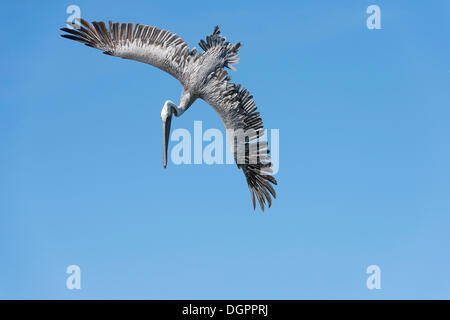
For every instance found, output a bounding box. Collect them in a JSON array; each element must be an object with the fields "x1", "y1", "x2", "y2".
[{"x1": 61, "y1": 19, "x2": 277, "y2": 210}]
